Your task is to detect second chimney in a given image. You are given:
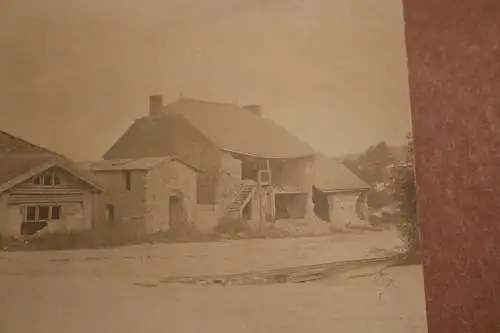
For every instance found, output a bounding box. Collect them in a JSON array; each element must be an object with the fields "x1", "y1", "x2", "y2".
[
  {"x1": 243, "y1": 104, "x2": 262, "y2": 117},
  {"x1": 149, "y1": 95, "x2": 164, "y2": 117}
]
